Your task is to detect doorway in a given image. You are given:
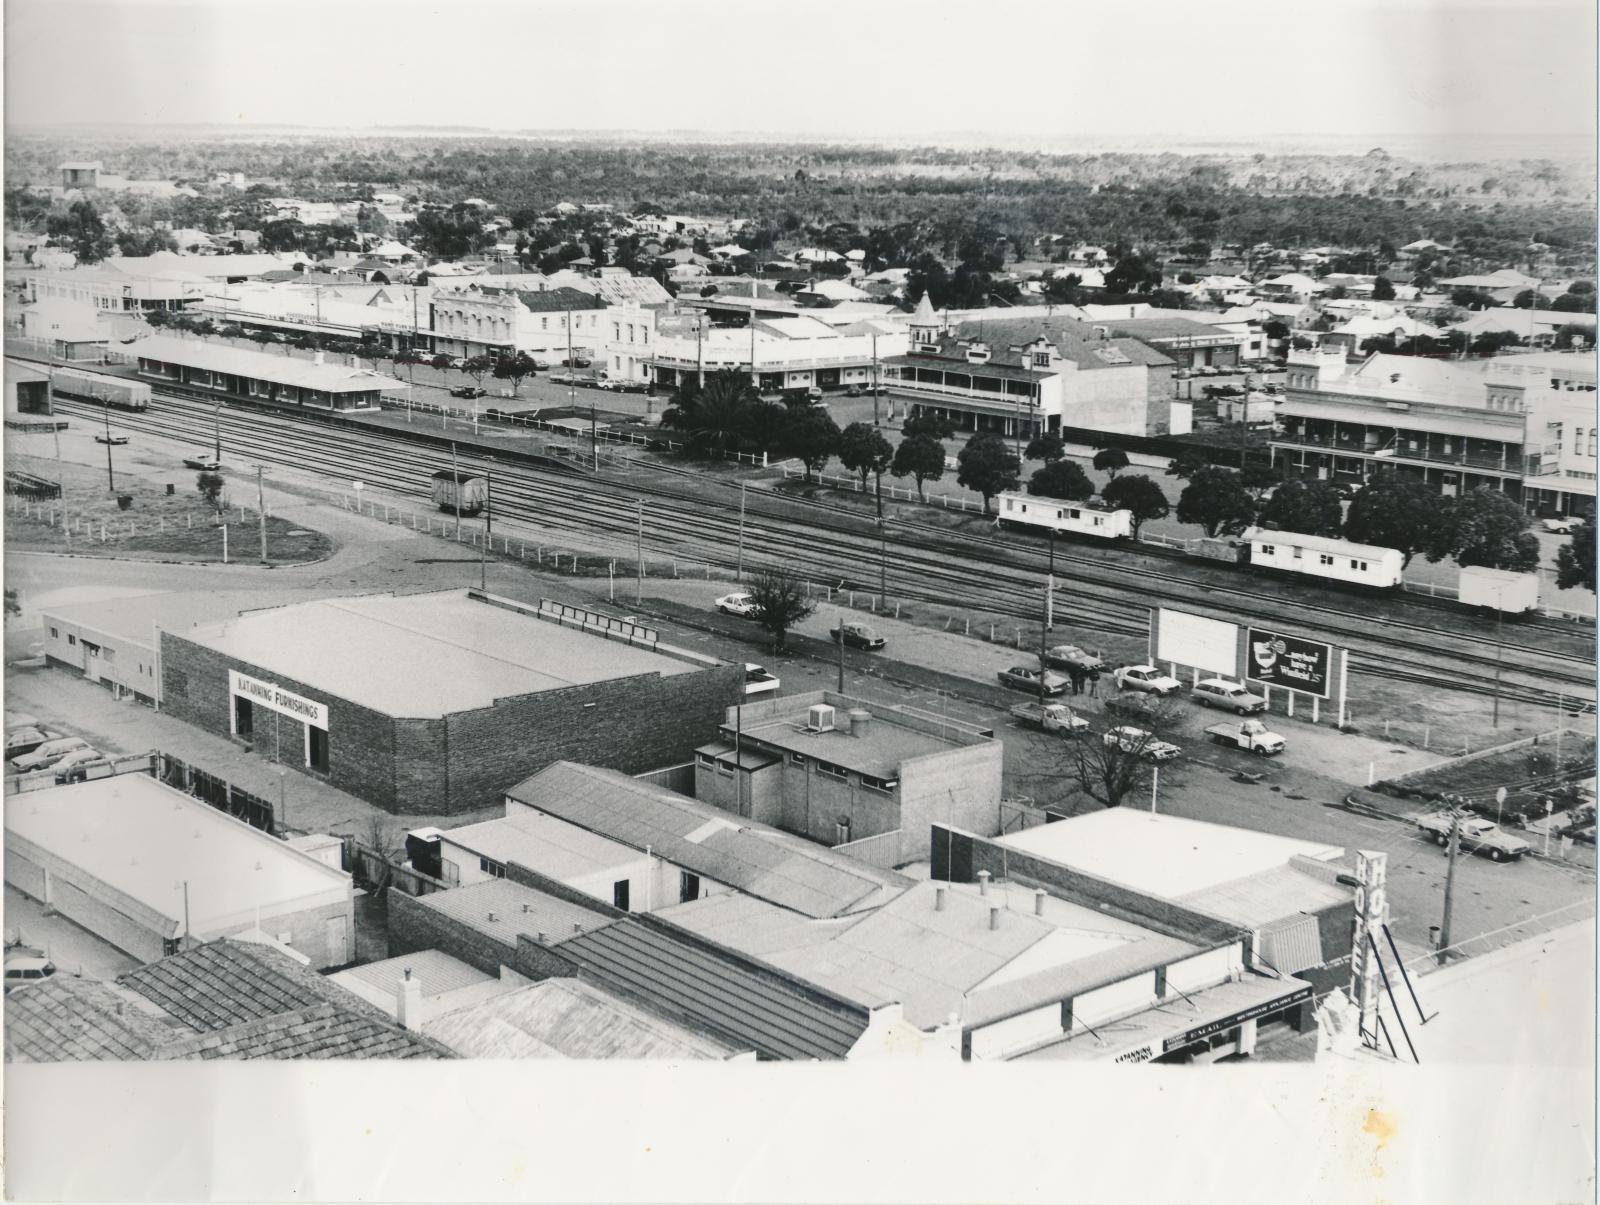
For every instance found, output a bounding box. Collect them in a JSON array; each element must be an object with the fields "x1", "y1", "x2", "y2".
[
  {"x1": 307, "y1": 725, "x2": 329, "y2": 773},
  {"x1": 234, "y1": 695, "x2": 254, "y2": 739}
]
